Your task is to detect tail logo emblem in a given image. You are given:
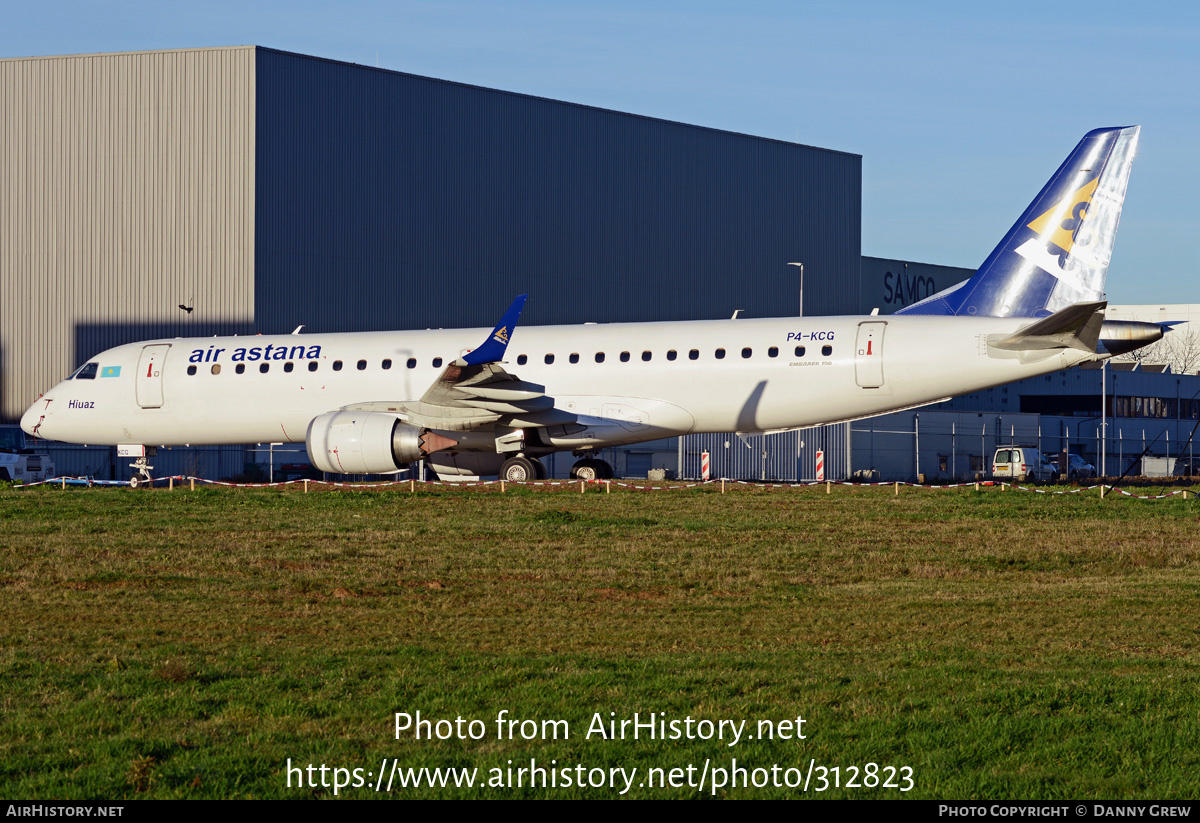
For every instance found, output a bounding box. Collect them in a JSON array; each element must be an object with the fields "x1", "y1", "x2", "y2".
[
  {"x1": 1026, "y1": 177, "x2": 1100, "y2": 256},
  {"x1": 493, "y1": 326, "x2": 509, "y2": 345}
]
